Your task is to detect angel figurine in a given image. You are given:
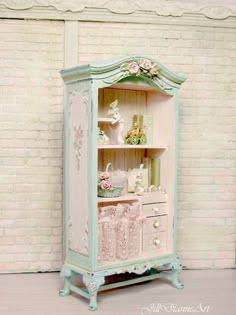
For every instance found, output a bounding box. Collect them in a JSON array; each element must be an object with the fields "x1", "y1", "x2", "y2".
[
  {"x1": 107, "y1": 100, "x2": 121, "y2": 124},
  {"x1": 107, "y1": 100, "x2": 124, "y2": 145}
]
